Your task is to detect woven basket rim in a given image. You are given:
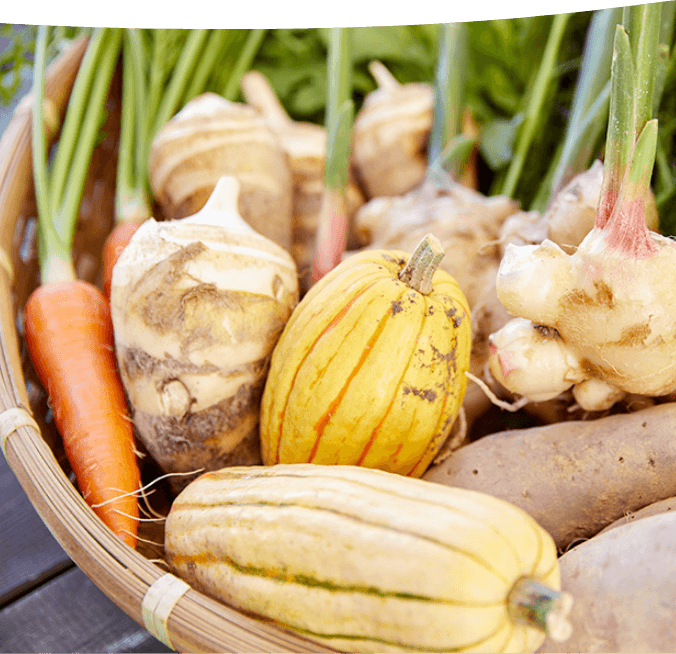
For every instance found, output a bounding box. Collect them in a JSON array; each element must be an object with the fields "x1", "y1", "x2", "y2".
[{"x1": 0, "y1": 37, "x2": 329, "y2": 654}]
